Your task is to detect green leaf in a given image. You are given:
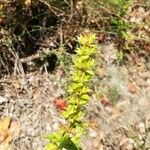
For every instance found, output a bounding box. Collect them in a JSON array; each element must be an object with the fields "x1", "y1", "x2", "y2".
[
  {"x1": 62, "y1": 105, "x2": 77, "y2": 119},
  {"x1": 59, "y1": 134, "x2": 79, "y2": 150},
  {"x1": 86, "y1": 69, "x2": 94, "y2": 76},
  {"x1": 74, "y1": 58, "x2": 95, "y2": 70},
  {"x1": 72, "y1": 72, "x2": 91, "y2": 83},
  {"x1": 81, "y1": 94, "x2": 90, "y2": 101},
  {"x1": 75, "y1": 46, "x2": 96, "y2": 56},
  {"x1": 68, "y1": 83, "x2": 83, "y2": 93},
  {"x1": 71, "y1": 123, "x2": 86, "y2": 145},
  {"x1": 79, "y1": 86, "x2": 91, "y2": 94},
  {"x1": 45, "y1": 143, "x2": 57, "y2": 150},
  {"x1": 77, "y1": 33, "x2": 96, "y2": 46}
]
